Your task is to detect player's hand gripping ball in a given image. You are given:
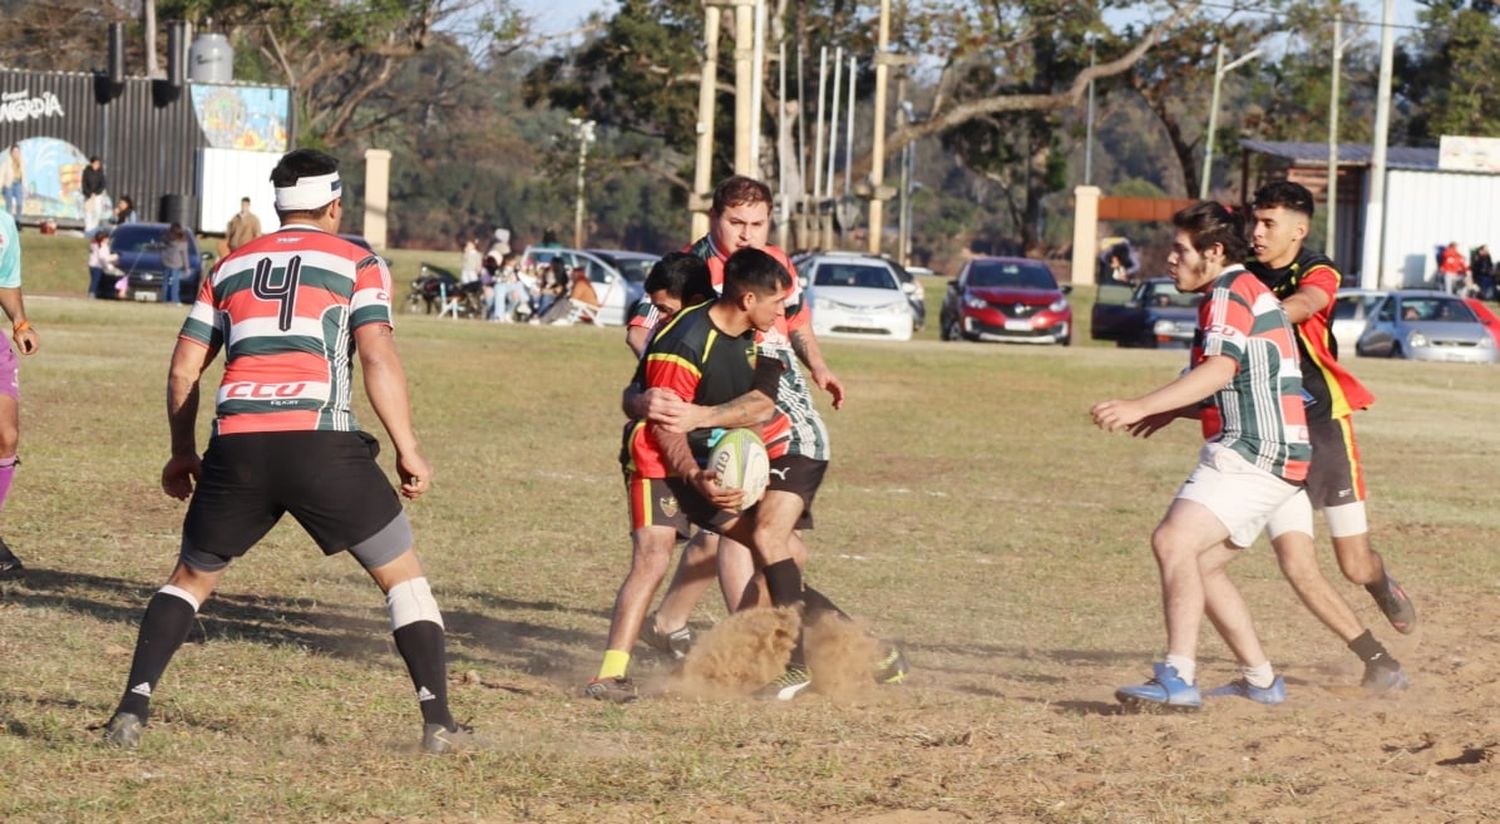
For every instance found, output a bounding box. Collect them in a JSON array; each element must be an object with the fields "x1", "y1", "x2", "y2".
[{"x1": 707, "y1": 428, "x2": 770, "y2": 512}]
